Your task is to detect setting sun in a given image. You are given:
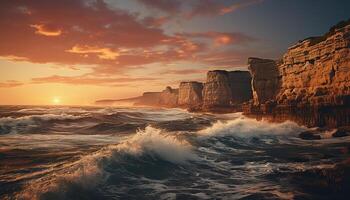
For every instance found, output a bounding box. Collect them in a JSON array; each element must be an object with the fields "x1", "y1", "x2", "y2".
[{"x1": 52, "y1": 97, "x2": 61, "y2": 105}]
